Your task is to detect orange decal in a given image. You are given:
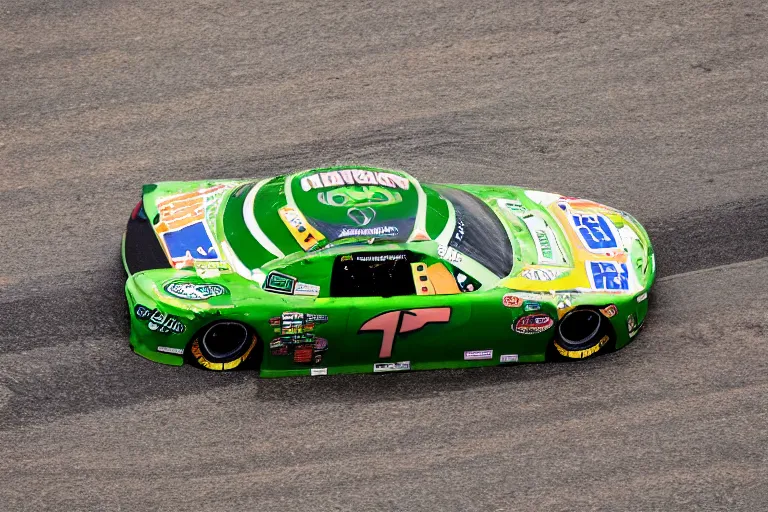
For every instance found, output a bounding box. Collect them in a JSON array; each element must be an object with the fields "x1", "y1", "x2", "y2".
[{"x1": 155, "y1": 185, "x2": 227, "y2": 233}]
